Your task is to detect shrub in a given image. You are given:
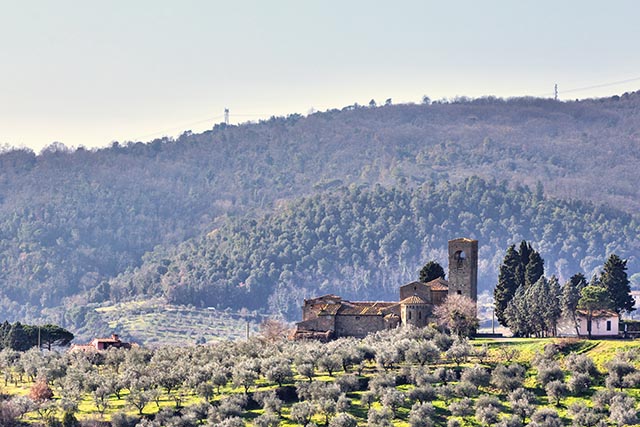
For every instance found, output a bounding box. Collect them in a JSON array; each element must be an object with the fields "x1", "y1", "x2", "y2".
[
  {"x1": 491, "y1": 364, "x2": 525, "y2": 392},
  {"x1": 567, "y1": 372, "x2": 591, "y2": 395},
  {"x1": 448, "y1": 397, "x2": 474, "y2": 417},
  {"x1": 537, "y1": 363, "x2": 564, "y2": 387},
  {"x1": 367, "y1": 406, "x2": 393, "y2": 427},
  {"x1": 408, "y1": 385, "x2": 436, "y2": 403},
  {"x1": 475, "y1": 395, "x2": 502, "y2": 426},
  {"x1": 110, "y1": 413, "x2": 139, "y2": 427},
  {"x1": 528, "y1": 407, "x2": 562, "y2": 427},
  {"x1": 507, "y1": 388, "x2": 535, "y2": 421},
  {"x1": 545, "y1": 380, "x2": 568, "y2": 406},
  {"x1": 460, "y1": 365, "x2": 491, "y2": 387},
  {"x1": 329, "y1": 413, "x2": 357, "y2": 427},
  {"x1": 609, "y1": 394, "x2": 638, "y2": 426},
  {"x1": 564, "y1": 353, "x2": 598, "y2": 376},
  {"x1": 568, "y1": 402, "x2": 604, "y2": 427},
  {"x1": 253, "y1": 411, "x2": 280, "y2": 427}
]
